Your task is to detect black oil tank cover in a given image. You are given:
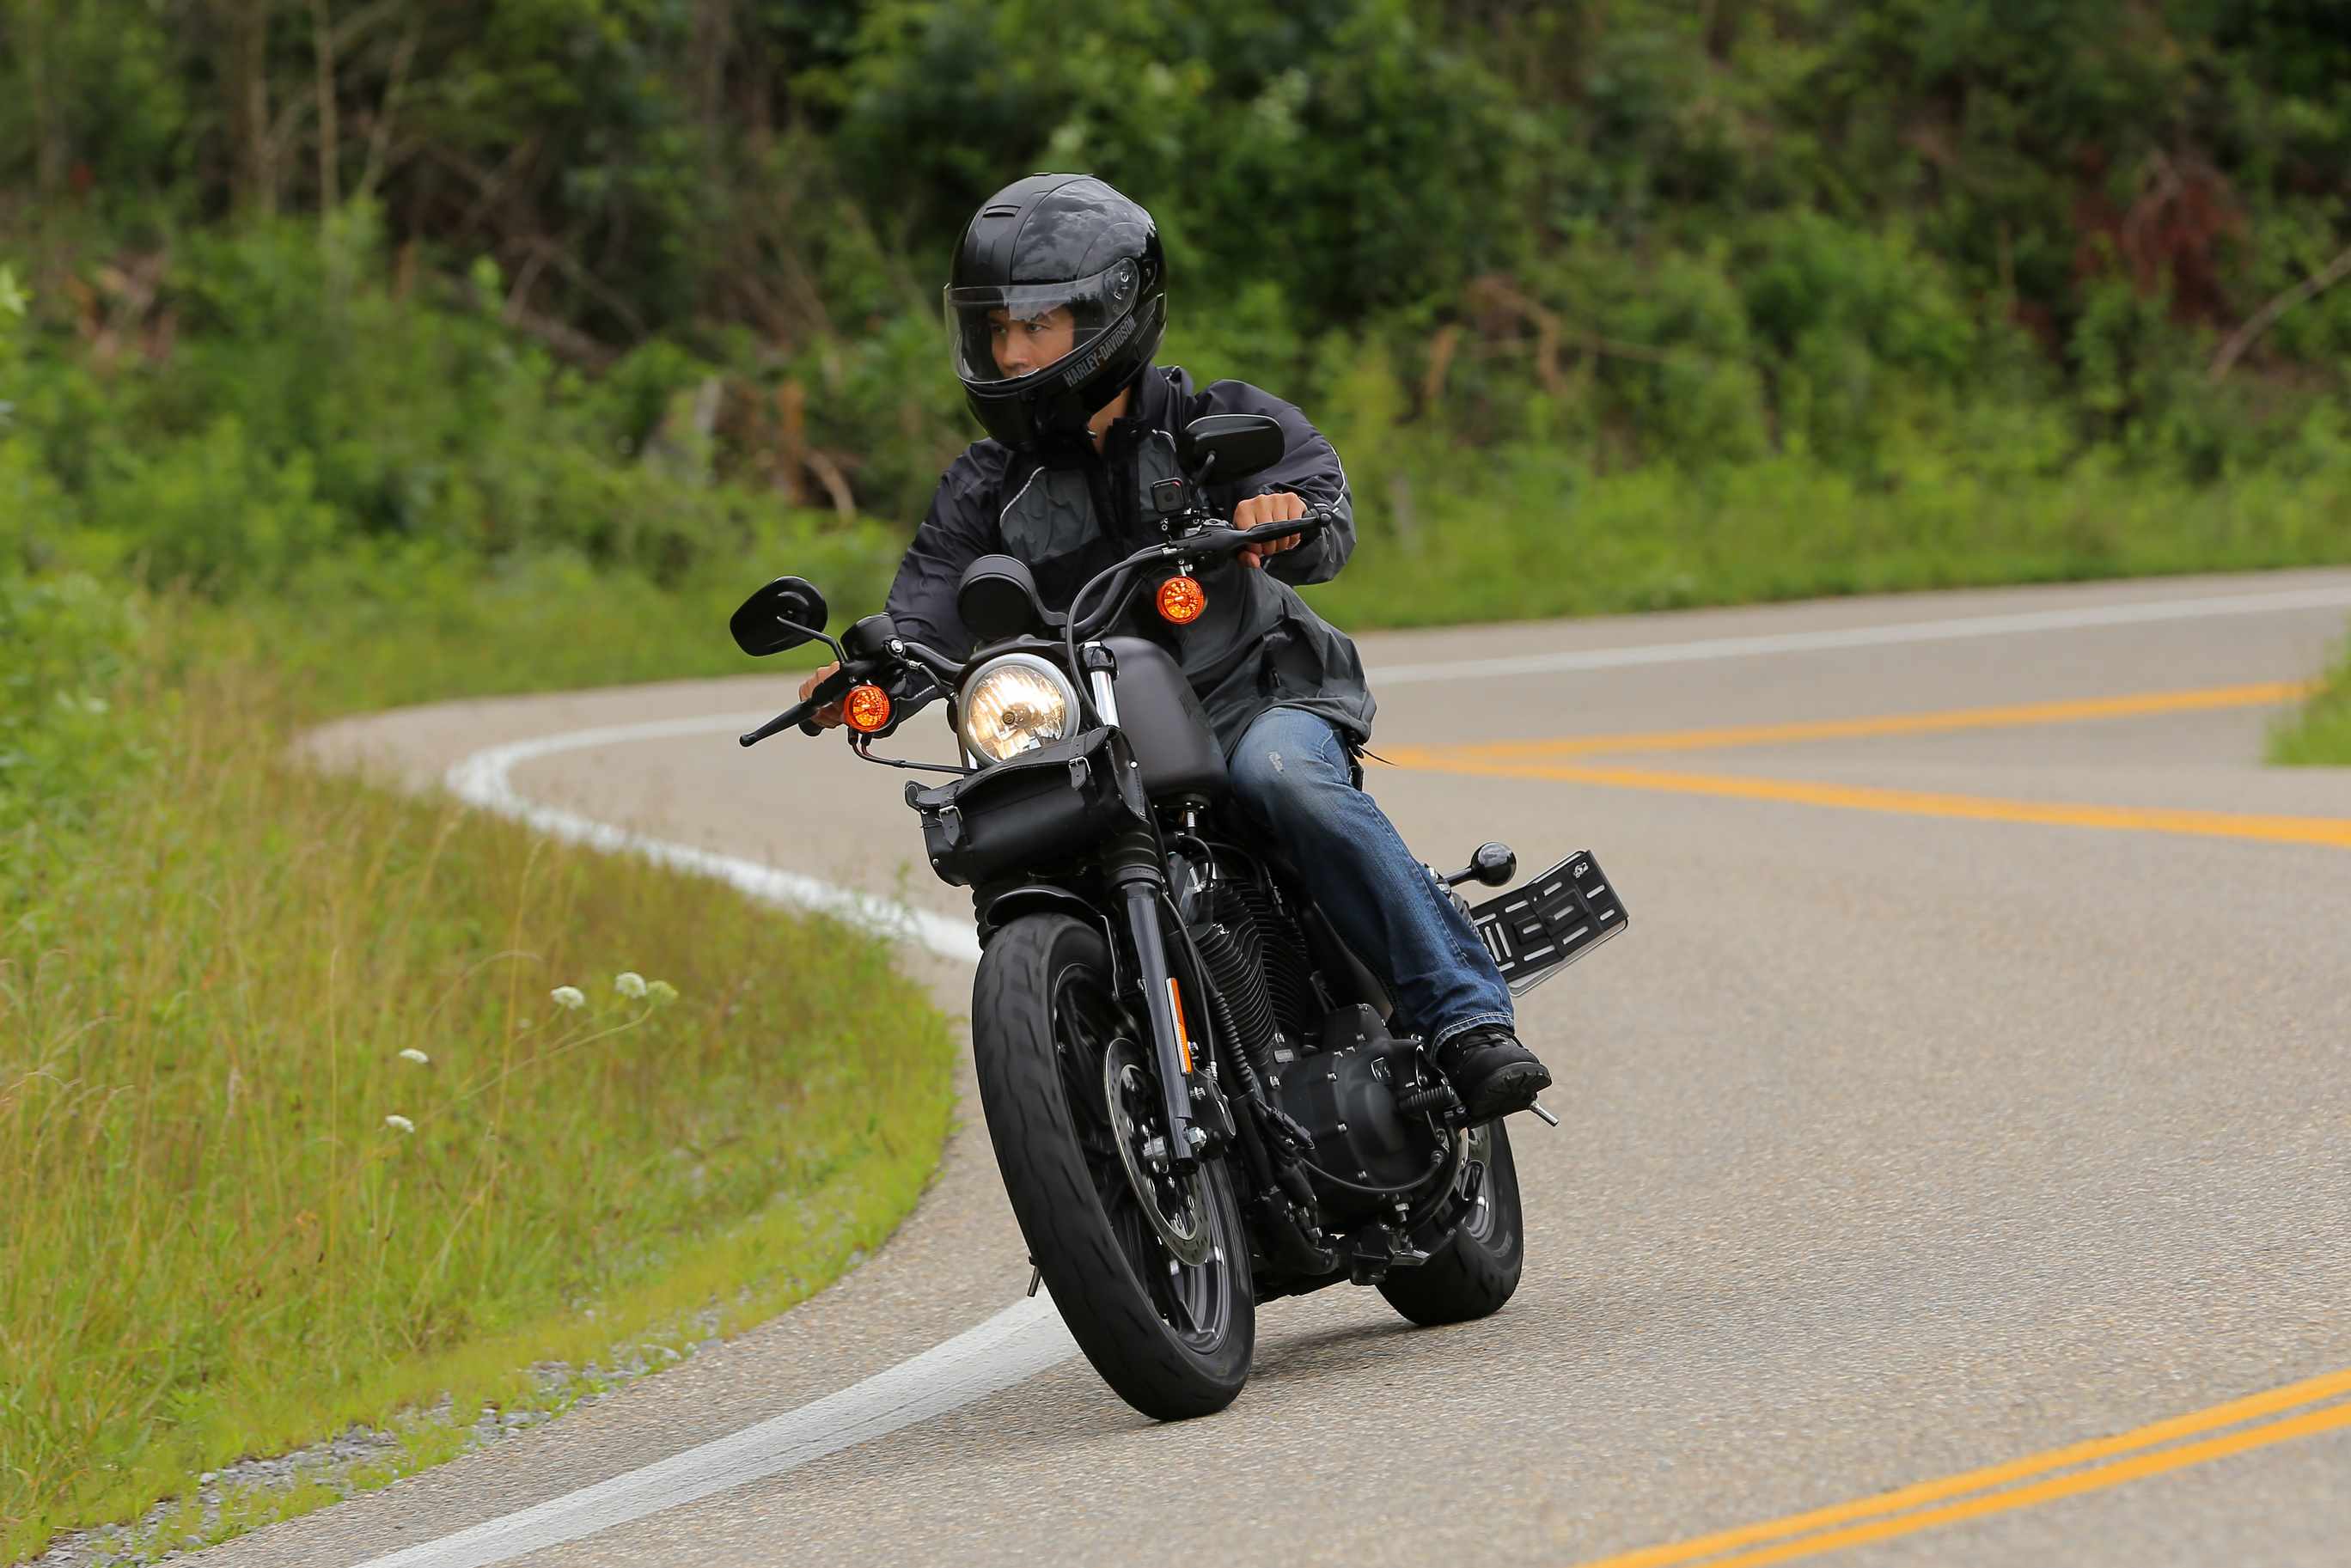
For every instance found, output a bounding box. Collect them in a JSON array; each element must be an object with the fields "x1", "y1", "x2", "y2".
[{"x1": 1102, "y1": 635, "x2": 1228, "y2": 801}]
